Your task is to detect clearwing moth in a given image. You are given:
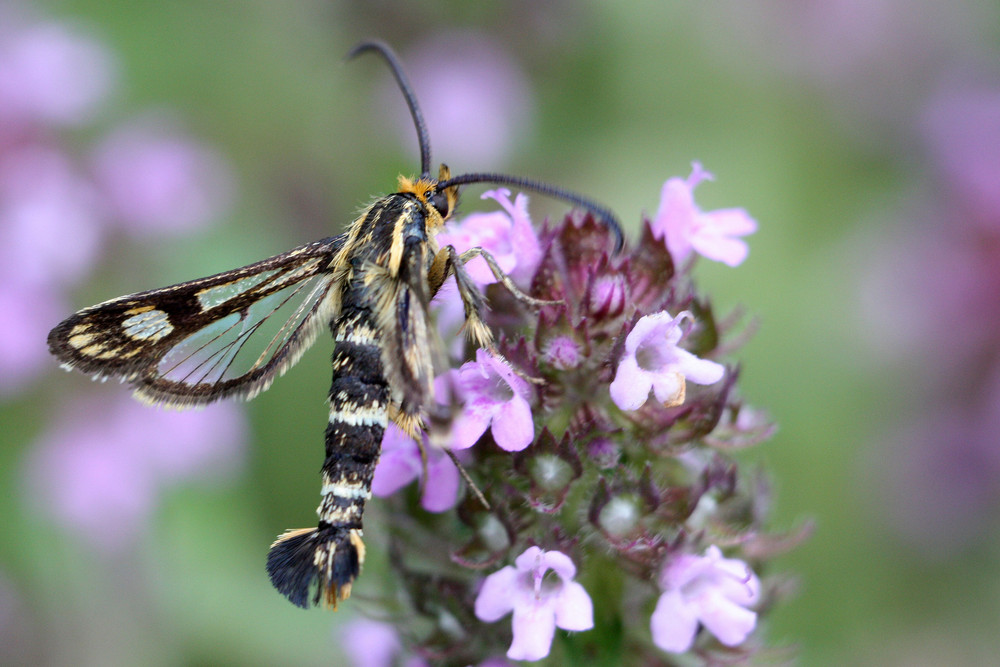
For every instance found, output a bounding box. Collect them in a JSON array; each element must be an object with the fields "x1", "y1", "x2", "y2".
[{"x1": 47, "y1": 40, "x2": 623, "y2": 609}]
